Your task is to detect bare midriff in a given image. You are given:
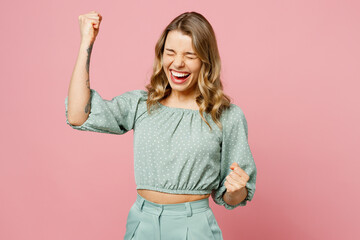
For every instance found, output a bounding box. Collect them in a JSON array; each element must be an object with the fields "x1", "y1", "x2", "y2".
[{"x1": 137, "y1": 189, "x2": 210, "y2": 204}]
